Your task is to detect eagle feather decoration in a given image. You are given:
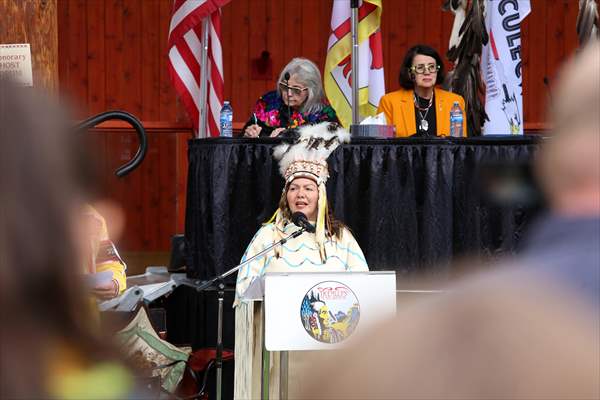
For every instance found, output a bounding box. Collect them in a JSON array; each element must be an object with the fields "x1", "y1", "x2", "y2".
[
  {"x1": 442, "y1": 0, "x2": 489, "y2": 136},
  {"x1": 577, "y1": 0, "x2": 599, "y2": 47}
]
